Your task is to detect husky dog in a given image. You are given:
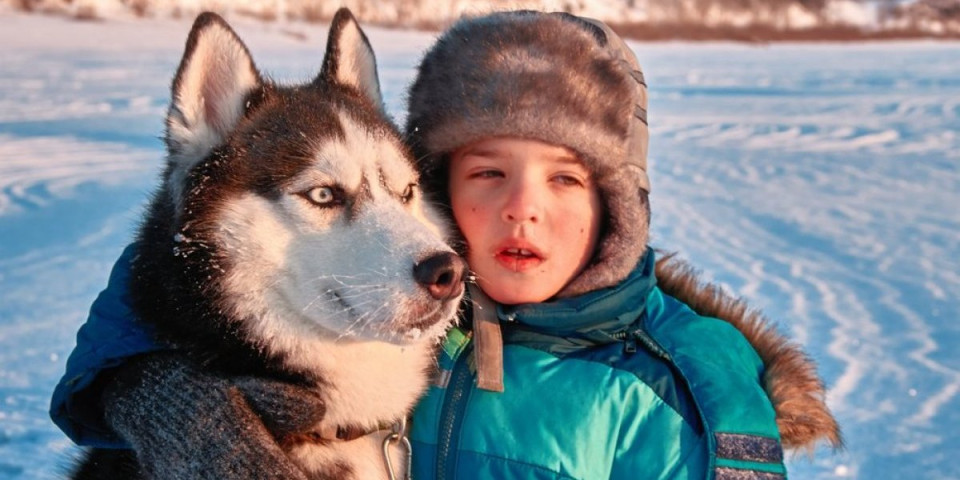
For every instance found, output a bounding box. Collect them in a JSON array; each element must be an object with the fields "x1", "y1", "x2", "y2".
[{"x1": 75, "y1": 9, "x2": 465, "y2": 479}]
